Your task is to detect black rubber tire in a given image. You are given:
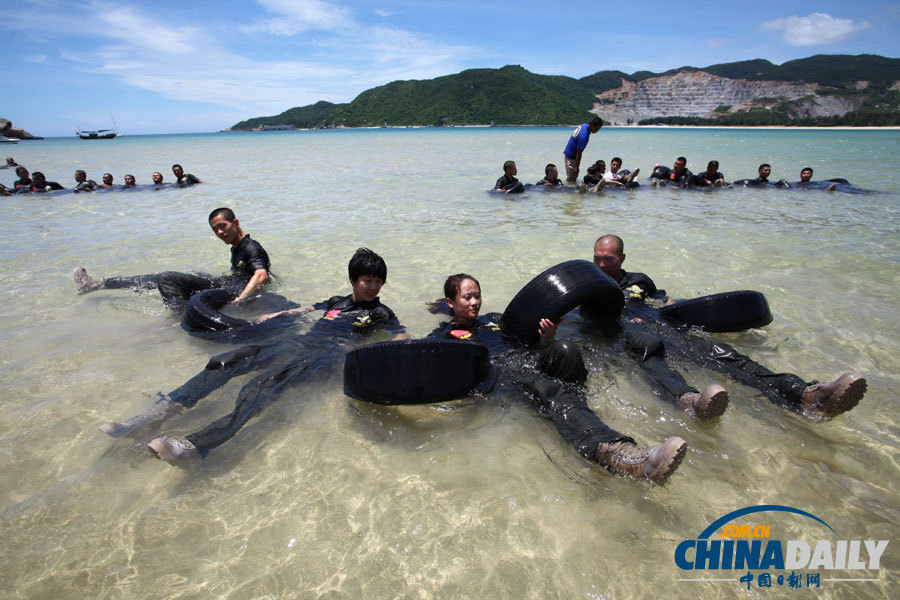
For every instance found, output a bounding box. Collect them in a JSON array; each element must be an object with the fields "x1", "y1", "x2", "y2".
[
  {"x1": 658, "y1": 290, "x2": 773, "y2": 332},
  {"x1": 343, "y1": 339, "x2": 491, "y2": 405},
  {"x1": 181, "y1": 288, "x2": 251, "y2": 332},
  {"x1": 501, "y1": 260, "x2": 625, "y2": 345}
]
